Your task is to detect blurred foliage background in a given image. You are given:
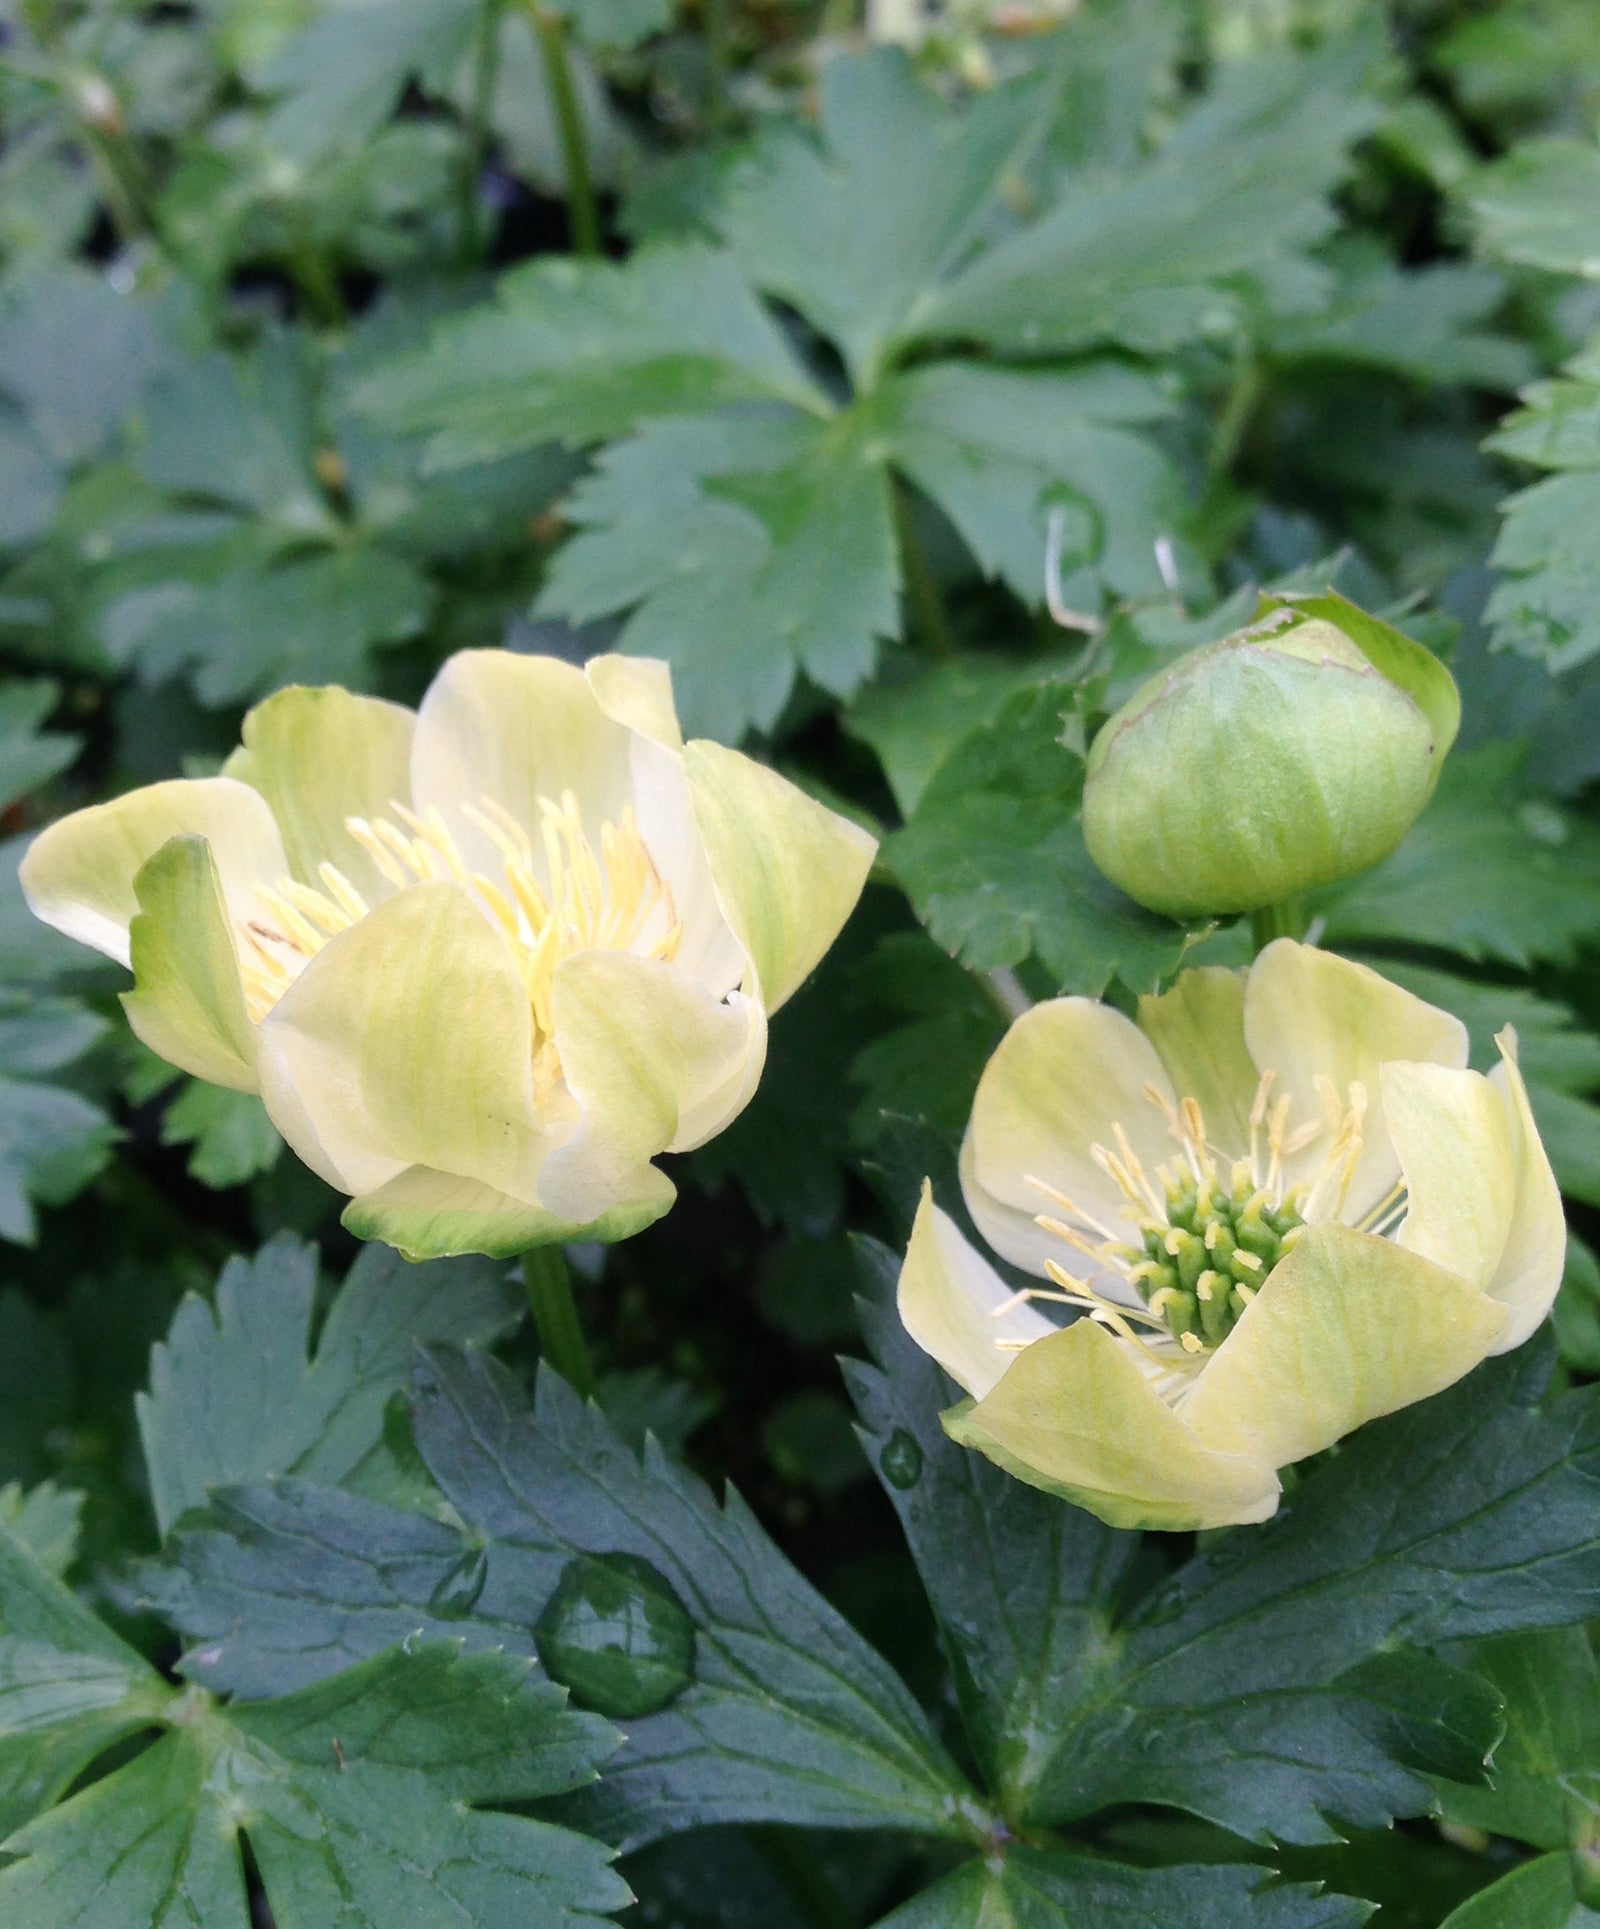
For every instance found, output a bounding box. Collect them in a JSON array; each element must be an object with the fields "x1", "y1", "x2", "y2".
[{"x1": 10, "y1": 0, "x2": 1600, "y2": 1920}]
